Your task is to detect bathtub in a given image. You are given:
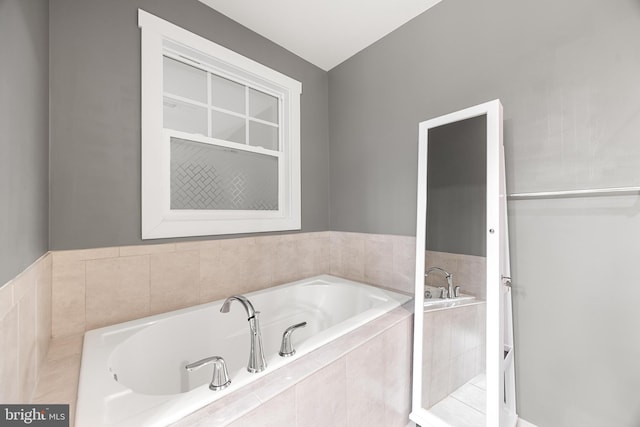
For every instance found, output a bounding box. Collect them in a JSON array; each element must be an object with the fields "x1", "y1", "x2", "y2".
[{"x1": 75, "y1": 274, "x2": 411, "y2": 427}]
